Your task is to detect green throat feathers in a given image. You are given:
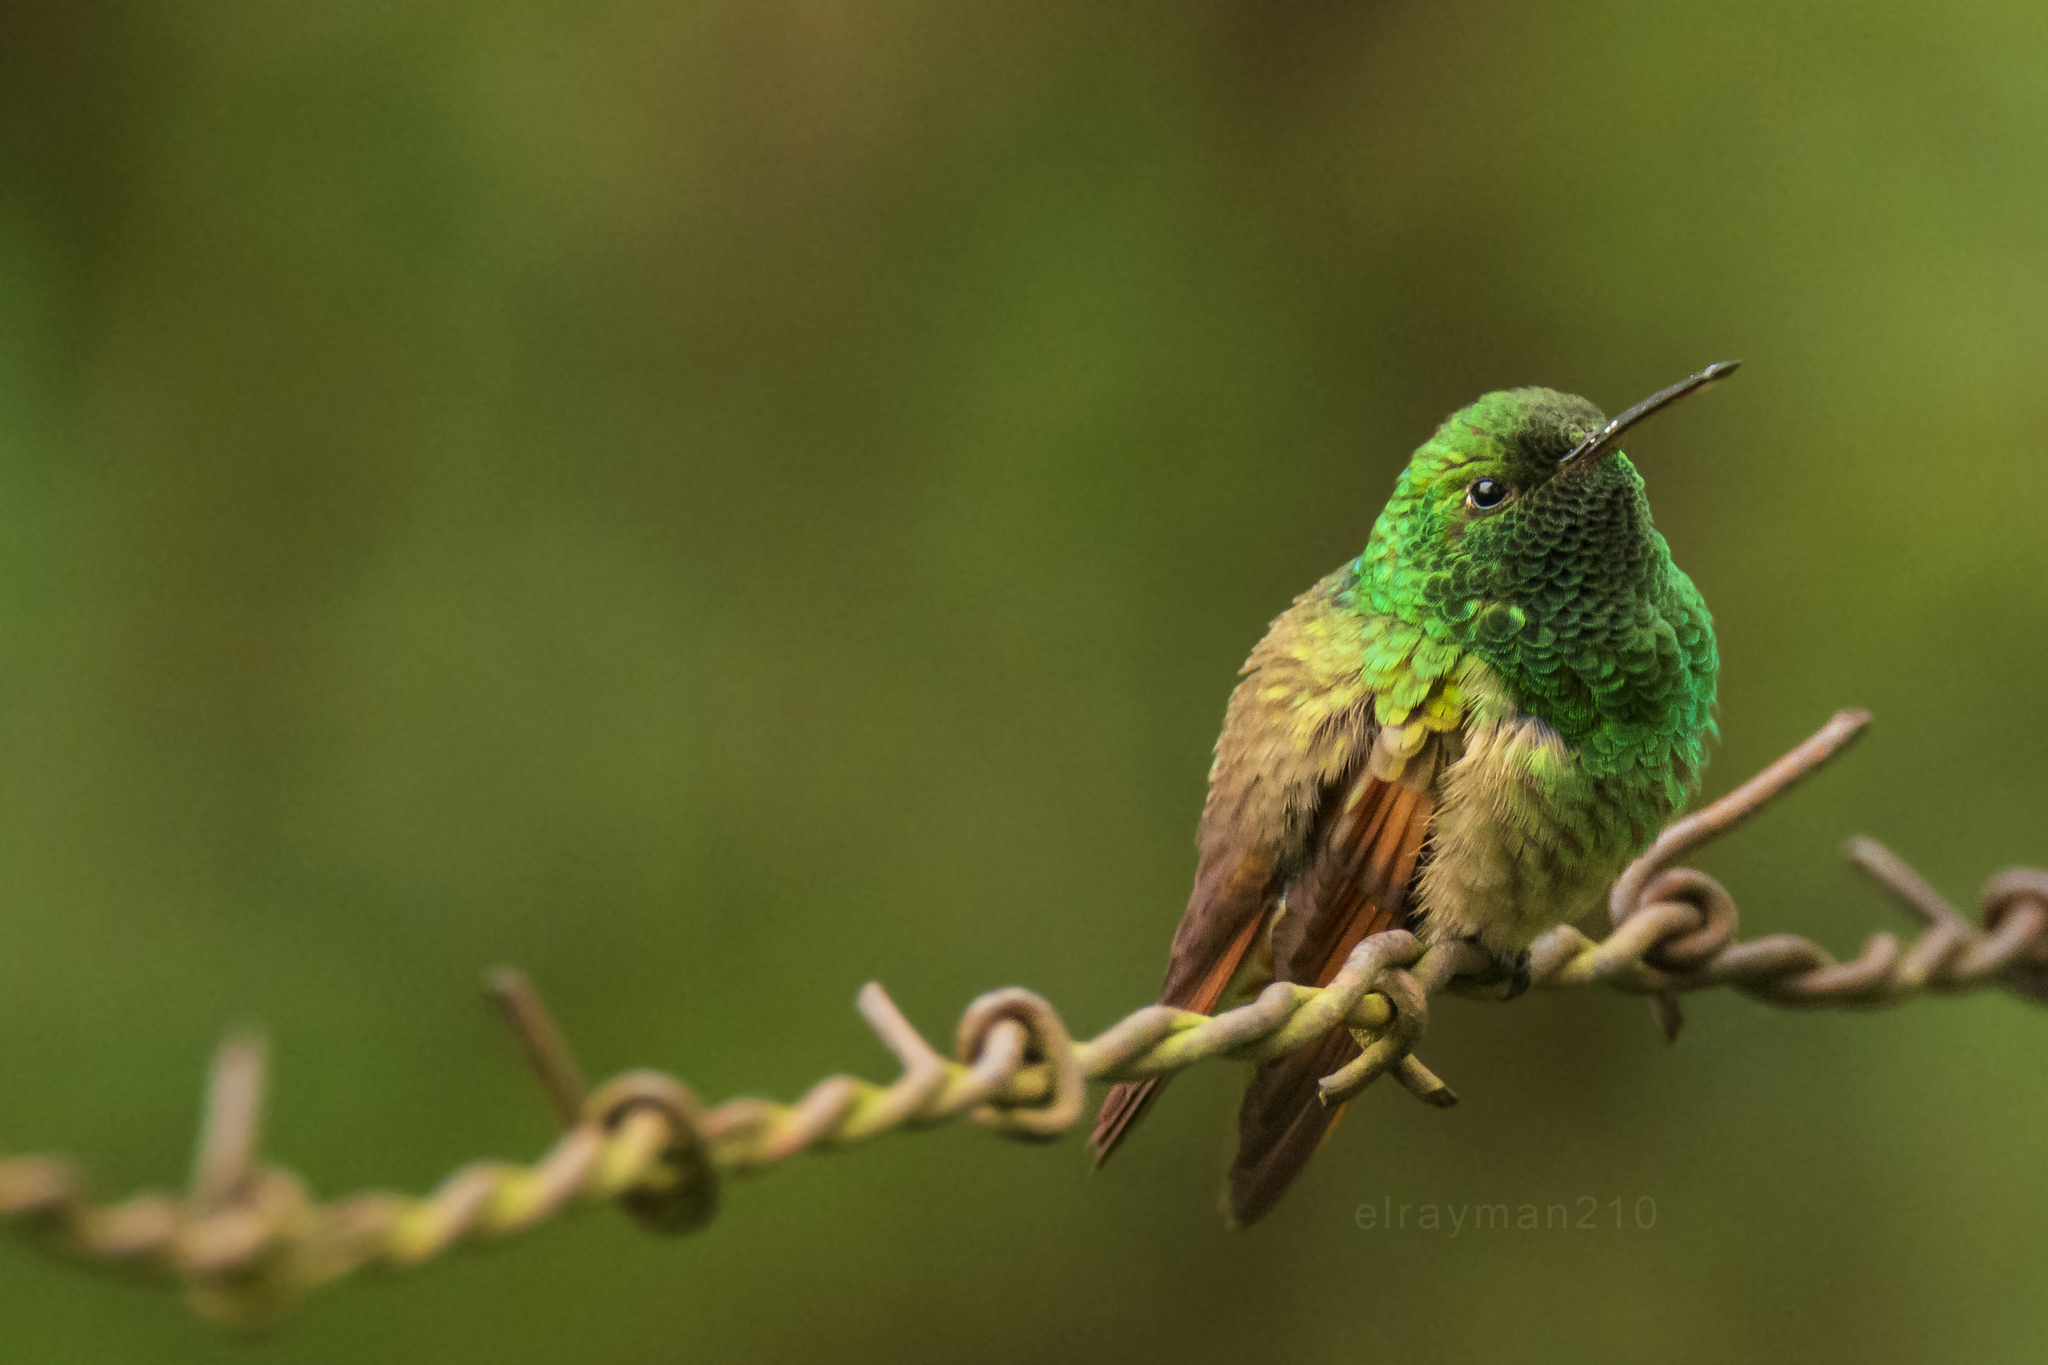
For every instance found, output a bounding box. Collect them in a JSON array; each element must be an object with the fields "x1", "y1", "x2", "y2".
[{"x1": 1340, "y1": 385, "x2": 1718, "y2": 810}]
